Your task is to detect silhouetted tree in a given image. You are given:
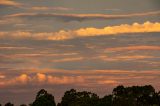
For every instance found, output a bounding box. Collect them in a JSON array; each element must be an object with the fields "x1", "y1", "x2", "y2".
[
  {"x1": 58, "y1": 89, "x2": 99, "y2": 106},
  {"x1": 32, "y1": 89, "x2": 56, "y2": 106},
  {"x1": 57, "y1": 103, "x2": 61, "y2": 106},
  {"x1": 156, "y1": 91, "x2": 160, "y2": 105},
  {"x1": 5, "y1": 102, "x2": 14, "y2": 106},
  {"x1": 112, "y1": 85, "x2": 156, "y2": 106},
  {"x1": 97, "y1": 95, "x2": 113, "y2": 106}
]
